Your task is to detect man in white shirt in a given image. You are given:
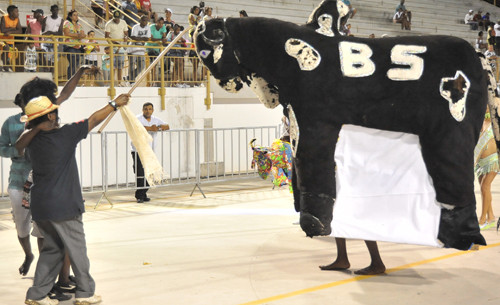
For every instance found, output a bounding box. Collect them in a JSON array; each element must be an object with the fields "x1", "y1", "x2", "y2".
[
  {"x1": 494, "y1": 20, "x2": 500, "y2": 54},
  {"x1": 128, "y1": 15, "x2": 150, "y2": 82},
  {"x1": 105, "y1": 10, "x2": 129, "y2": 85},
  {"x1": 465, "y1": 10, "x2": 477, "y2": 30},
  {"x1": 41, "y1": 5, "x2": 63, "y2": 70},
  {"x1": 132, "y1": 102, "x2": 169, "y2": 202}
]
